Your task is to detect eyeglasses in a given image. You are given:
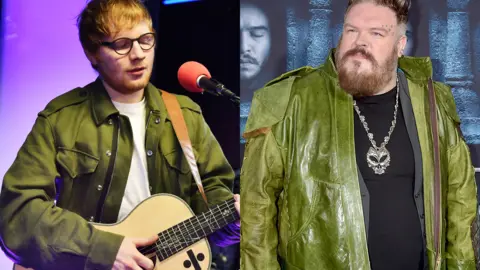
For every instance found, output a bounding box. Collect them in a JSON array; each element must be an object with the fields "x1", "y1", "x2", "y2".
[{"x1": 100, "y1": 32, "x2": 156, "y2": 55}]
